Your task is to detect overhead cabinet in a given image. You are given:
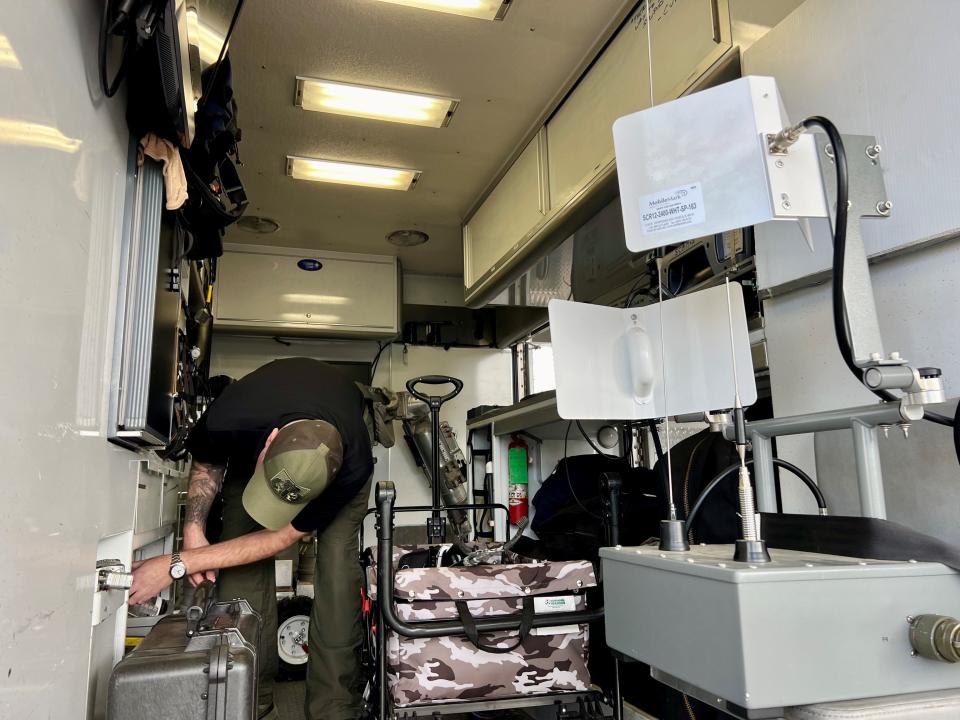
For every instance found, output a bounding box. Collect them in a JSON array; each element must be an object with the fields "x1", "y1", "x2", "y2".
[
  {"x1": 546, "y1": 13, "x2": 651, "y2": 210},
  {"x1": 464, "y1": 132, "x2": 546, "y2": 289},
  {"x1": 215, "y1": 245, "x2": 399, "y2": 338},
  {"x1": 463, "y1": 0, "x2": 733, "y2": 307}
]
